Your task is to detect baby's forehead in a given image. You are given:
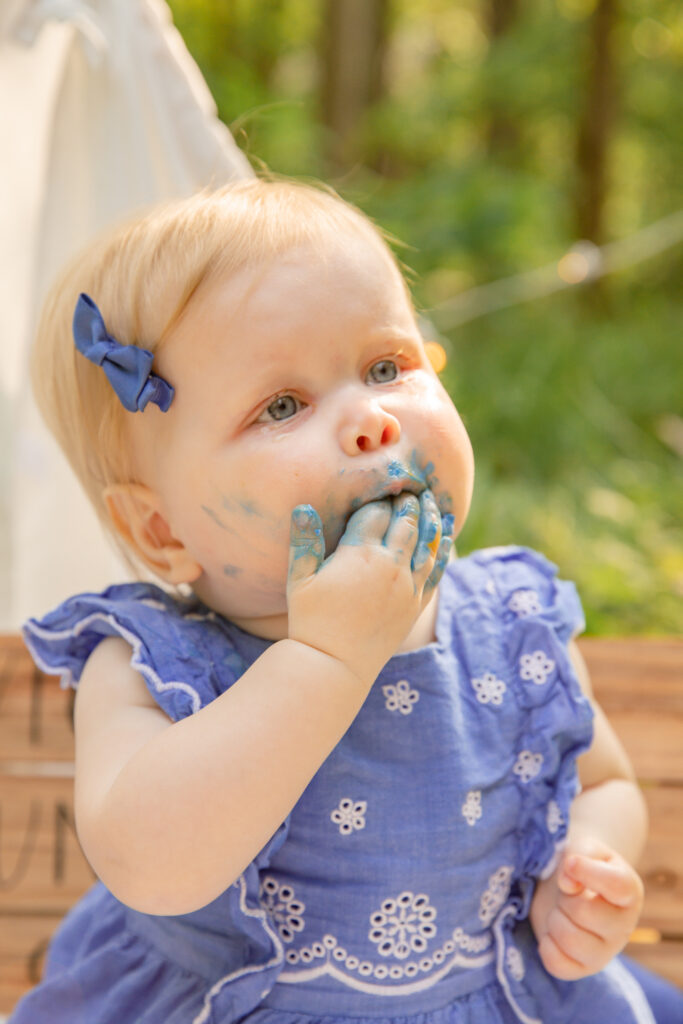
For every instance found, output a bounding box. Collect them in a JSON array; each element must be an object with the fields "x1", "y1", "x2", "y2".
[
  {"x1": 196, "y1": 230, "x2": 407, "y2": 320},
  {"x1": 161, "y1": 237, "x2": 414, "y2": 382}
]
